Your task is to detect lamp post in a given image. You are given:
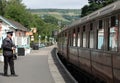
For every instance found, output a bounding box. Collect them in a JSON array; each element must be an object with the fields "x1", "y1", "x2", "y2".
[
  {"x1": 45, "y1": 36, "x2": 47, "y2": 45},
  {"x1": 38, "y1": 35, "x2": 41, "y2": 47},
  {"x1": 49, "y1": 37, "x2": 52, "y2": 45}
]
